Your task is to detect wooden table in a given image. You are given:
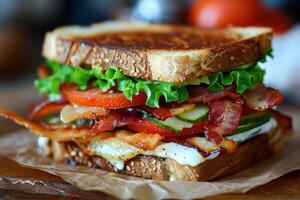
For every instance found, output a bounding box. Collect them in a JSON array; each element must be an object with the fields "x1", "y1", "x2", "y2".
[{"x1": 1, "y1": 109, "x2": 300, "y2": 199}]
